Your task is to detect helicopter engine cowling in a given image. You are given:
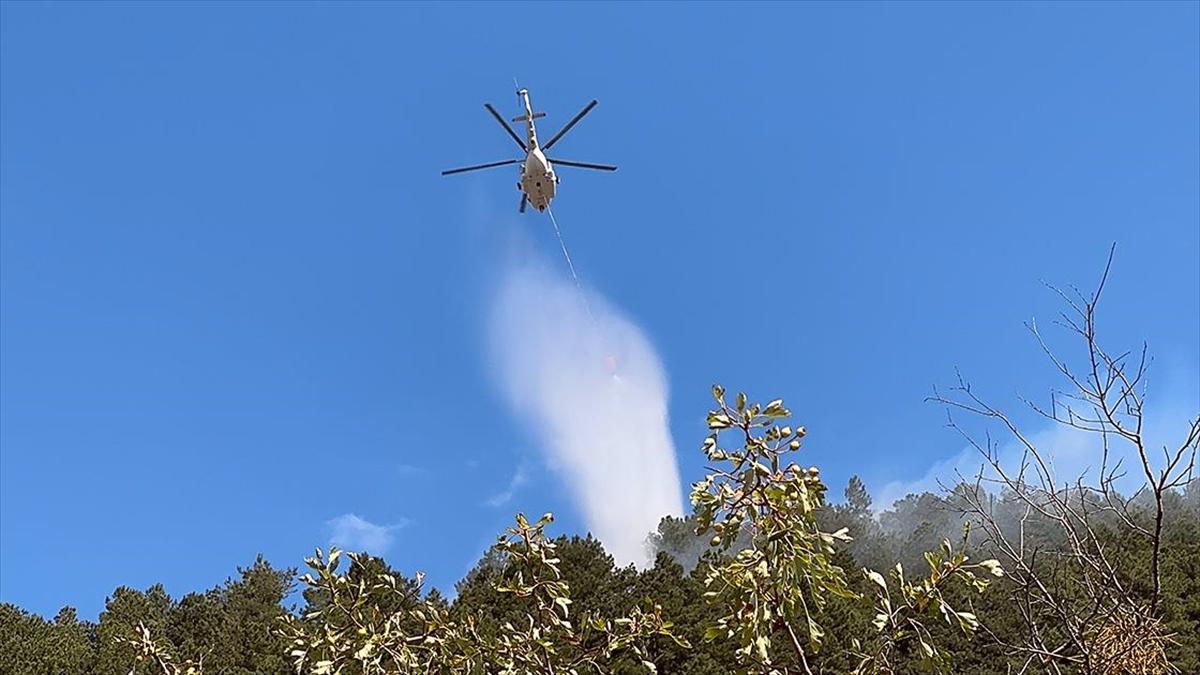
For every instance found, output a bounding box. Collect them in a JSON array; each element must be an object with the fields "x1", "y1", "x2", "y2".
[{"x1": 522, "y1": 149, "x2": 557, "y2": 212}]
